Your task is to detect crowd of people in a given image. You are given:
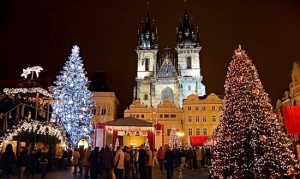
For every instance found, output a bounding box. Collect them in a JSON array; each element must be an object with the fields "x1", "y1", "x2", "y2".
[
  {"x1": 0, "y1": 144, "x2": 55, "y2": 179},
  {"x1": 68, "y1": 144, "x2": 212, "y2": 179},
  {"x1": 0, "y1": 143, "x2": 212, "y2": 179}
]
